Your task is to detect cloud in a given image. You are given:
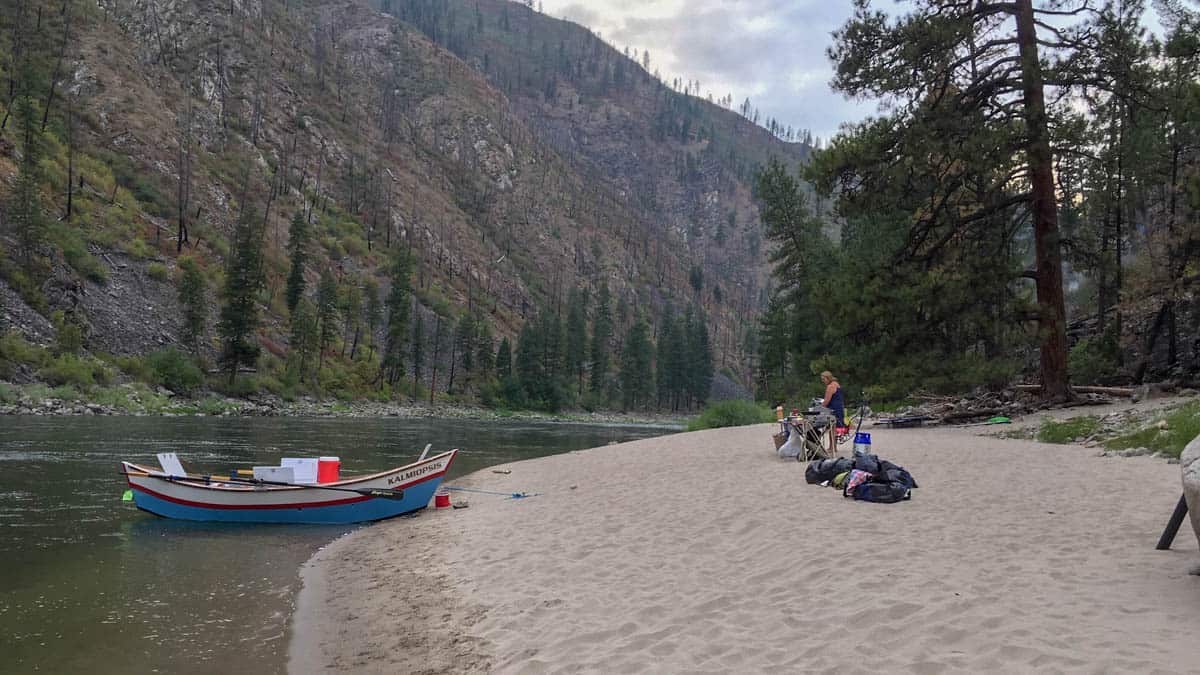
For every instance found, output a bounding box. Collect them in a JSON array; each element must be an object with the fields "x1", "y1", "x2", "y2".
[{"x1": 540, "y1": 0, "x2": 877, "y2": 140}]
